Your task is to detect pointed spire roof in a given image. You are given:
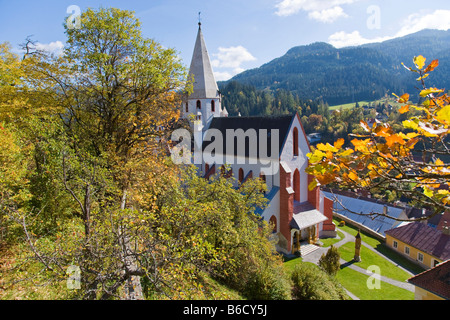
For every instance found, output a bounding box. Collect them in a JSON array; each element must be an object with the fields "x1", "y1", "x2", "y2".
[{"x1": 188, "y1": 24, "x2": 219, "y2": 99}]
